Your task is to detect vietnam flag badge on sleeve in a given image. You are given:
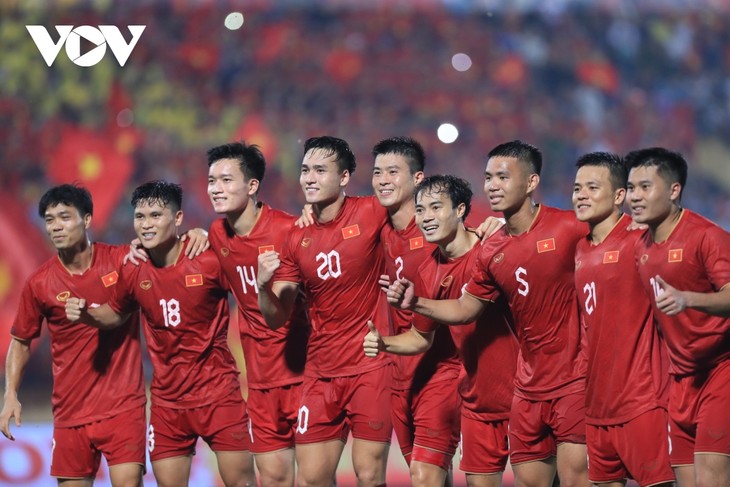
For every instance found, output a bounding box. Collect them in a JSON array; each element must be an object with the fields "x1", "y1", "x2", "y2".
[{"x1": 185, "y1": 274, "x2": 204, "y2": 287}]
